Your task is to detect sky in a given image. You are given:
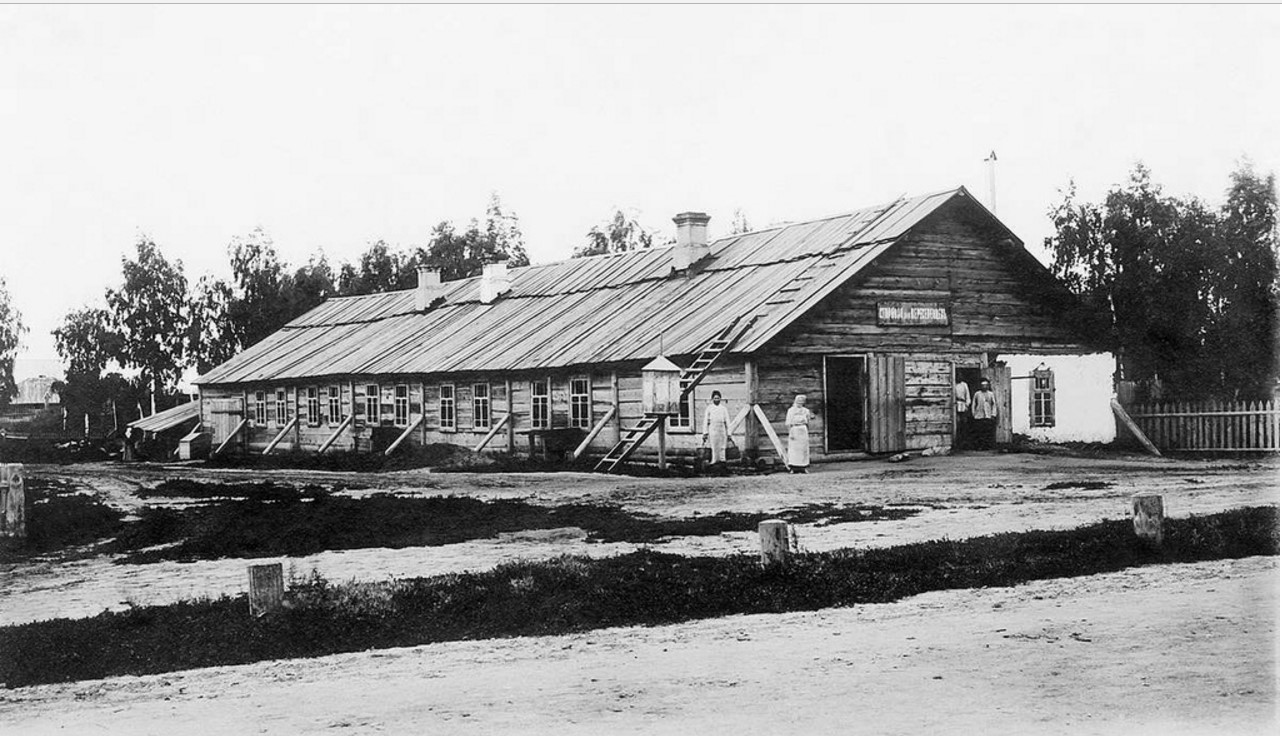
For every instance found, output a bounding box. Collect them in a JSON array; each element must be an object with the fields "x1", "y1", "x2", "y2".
[{"x1": 1, "y1": 5, "x2": 1278, "y2": 380}]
